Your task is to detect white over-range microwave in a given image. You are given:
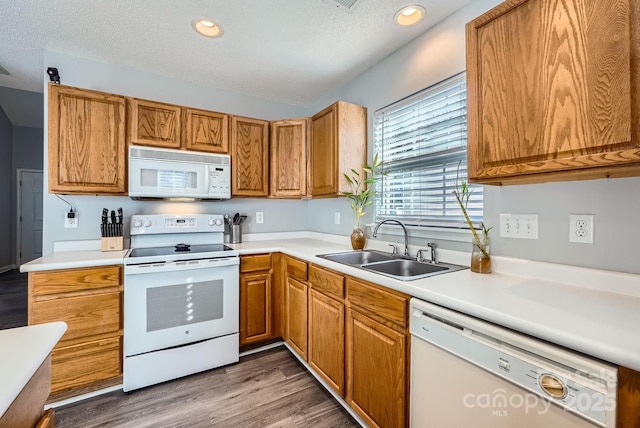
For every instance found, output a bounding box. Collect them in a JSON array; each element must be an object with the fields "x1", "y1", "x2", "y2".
[{"x1": 129, "y1": 145, "x2": 231, "y2": 200}]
